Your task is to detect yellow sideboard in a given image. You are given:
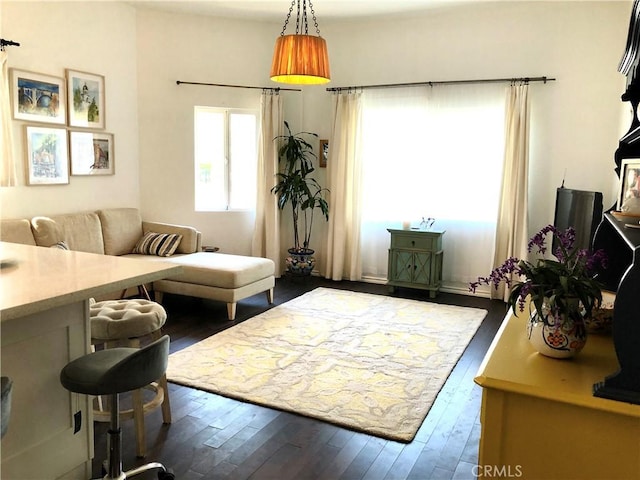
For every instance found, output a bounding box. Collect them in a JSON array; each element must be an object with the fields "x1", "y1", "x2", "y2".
[{"x1": 474, "y1": 307, "x2": 640, "y2": 480}]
